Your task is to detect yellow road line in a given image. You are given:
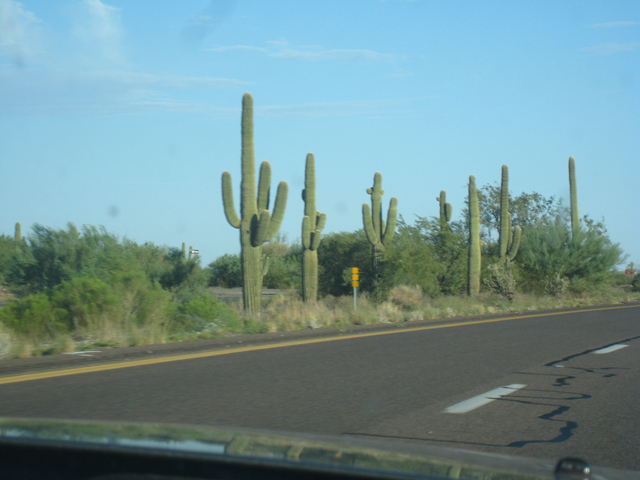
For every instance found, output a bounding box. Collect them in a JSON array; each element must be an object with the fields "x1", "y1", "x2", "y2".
[{"x1": 1, "y1": 304, "x2": 638, "y2": 386}]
